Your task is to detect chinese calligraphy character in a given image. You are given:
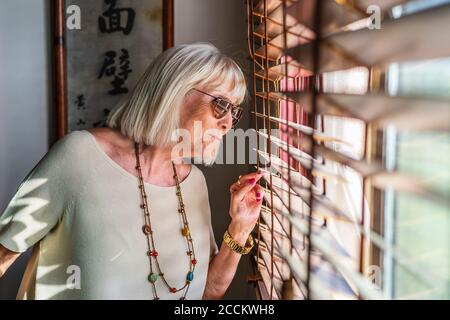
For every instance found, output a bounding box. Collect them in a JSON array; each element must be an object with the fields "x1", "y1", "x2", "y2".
[
  {"x1": 93, "y1": 108, "x2": 111, "y2": 128},
  {"x1": 76, "y1": 119, "x2": 86, "y2": 126},
  {"x1": 75, "y1": 94, "x2": 86, "y2": 110},
  {"x1": 118, "y1": 49, "x2": 132, "y2": 81},
  {"x1": 98, "y1": 0, "x2": 135, "y2": 35},
  {"x1": 98, "y1": 49, "x2": 132, "y2": 95},
  {"x1": 98, "y1": 51, "x2": 116, "y2": 78}
]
